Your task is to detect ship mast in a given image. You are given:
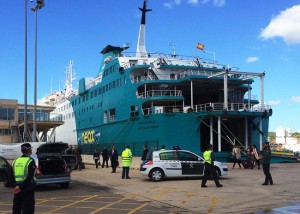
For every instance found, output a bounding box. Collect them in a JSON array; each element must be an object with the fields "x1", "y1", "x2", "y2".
[
  {"x1": 65, "y1": 60, "x2": 76, "y2": 99},
  {"x1": 136, "y1": 0, "x2": 151, "y2": 58}
]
